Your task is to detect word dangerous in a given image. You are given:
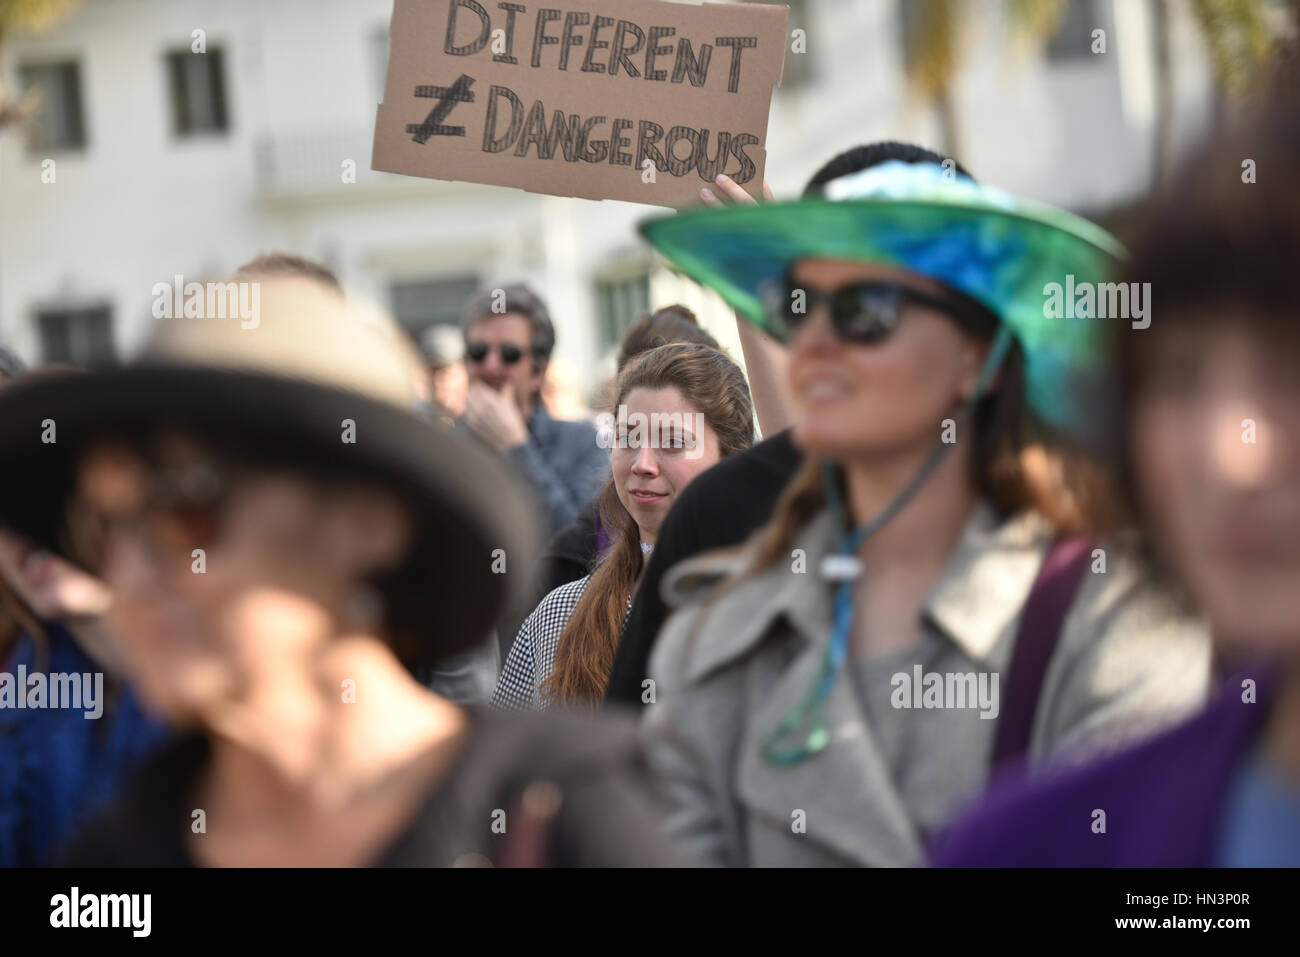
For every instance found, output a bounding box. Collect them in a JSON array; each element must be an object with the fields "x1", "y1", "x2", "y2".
[{"x1": 482, "y1": 87, "x2": 758, "y2": 181}]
